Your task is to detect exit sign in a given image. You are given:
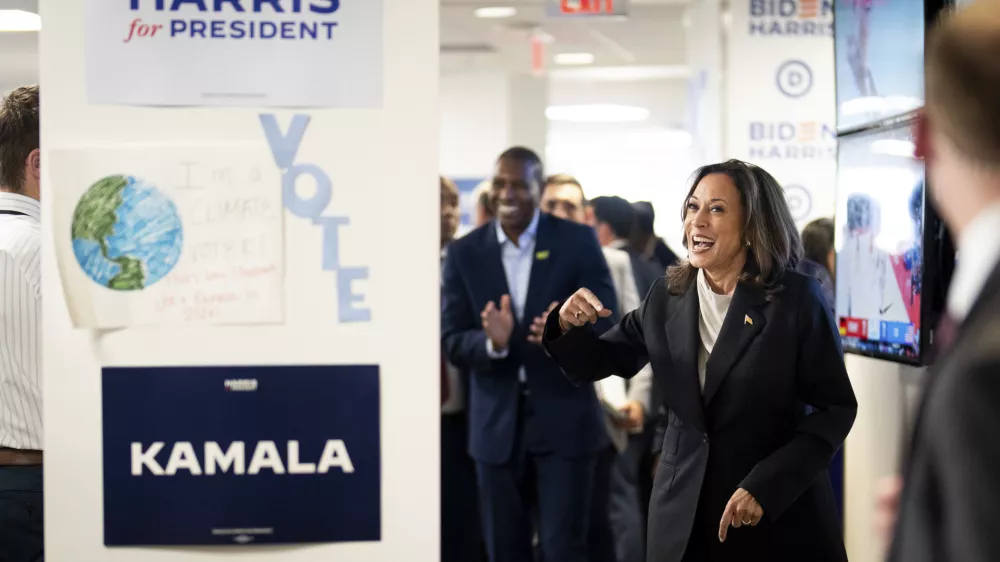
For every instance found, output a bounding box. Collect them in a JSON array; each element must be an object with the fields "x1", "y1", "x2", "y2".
[{"x1": 546, "y1": 0, "x2": 629, "y2": 17}]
